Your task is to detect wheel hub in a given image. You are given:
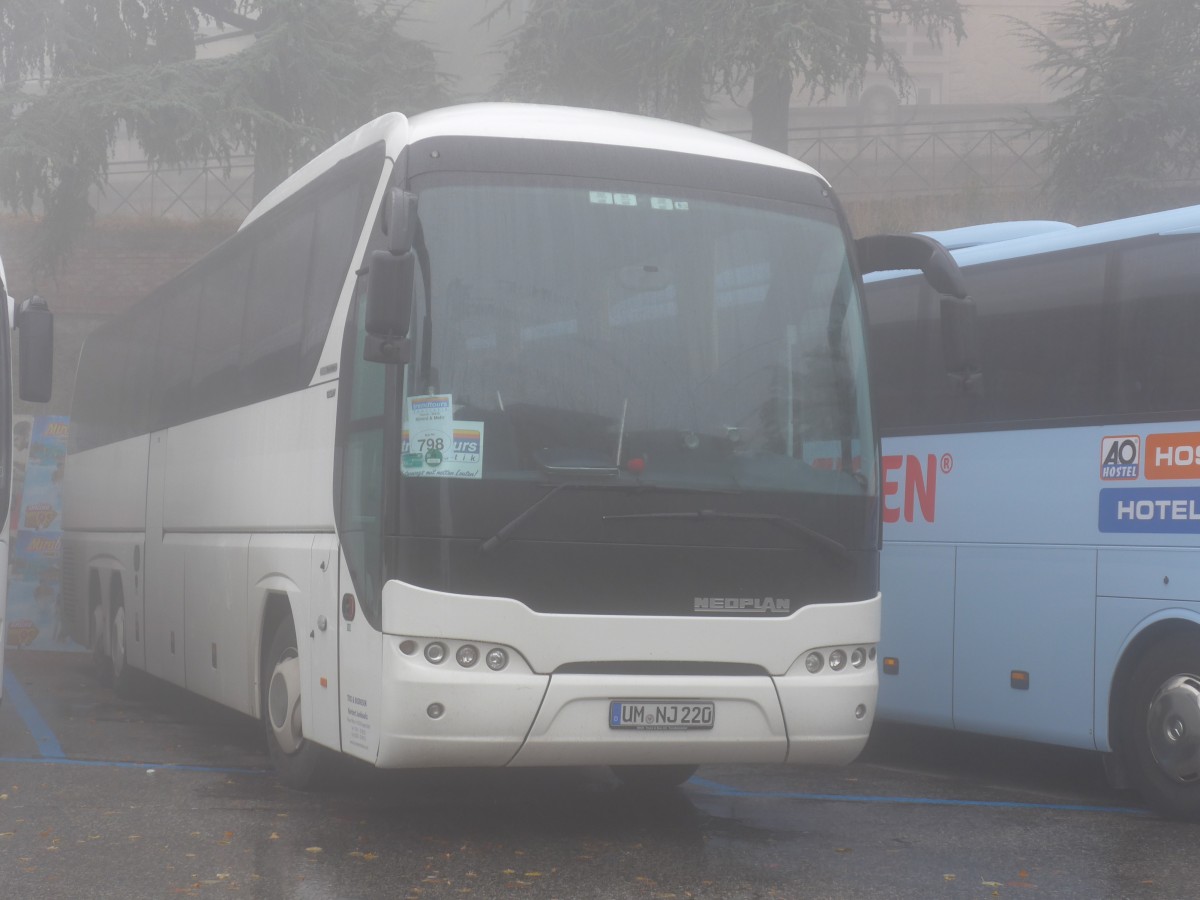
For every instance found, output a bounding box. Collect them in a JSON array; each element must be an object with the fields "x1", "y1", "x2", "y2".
[
  {"x1": 1147, "y1": 674, "x2": 1200, "y2": 783},
  {"x1": 268, "y1": 654, "x2": 303, "y2": 755}
]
